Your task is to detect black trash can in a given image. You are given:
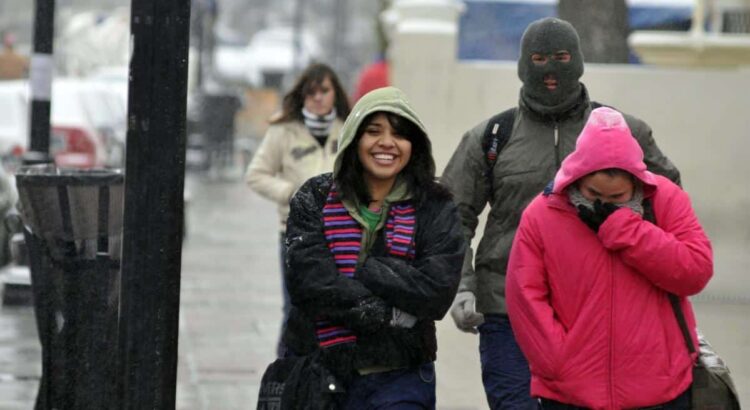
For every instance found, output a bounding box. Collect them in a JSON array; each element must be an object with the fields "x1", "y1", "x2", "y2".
[
  {"x1": 200, "y1": 93, "x2": 241, "y2": 171},
  {"x1": 15, "y1": 165, "x2": 123, "y2": 410}
]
